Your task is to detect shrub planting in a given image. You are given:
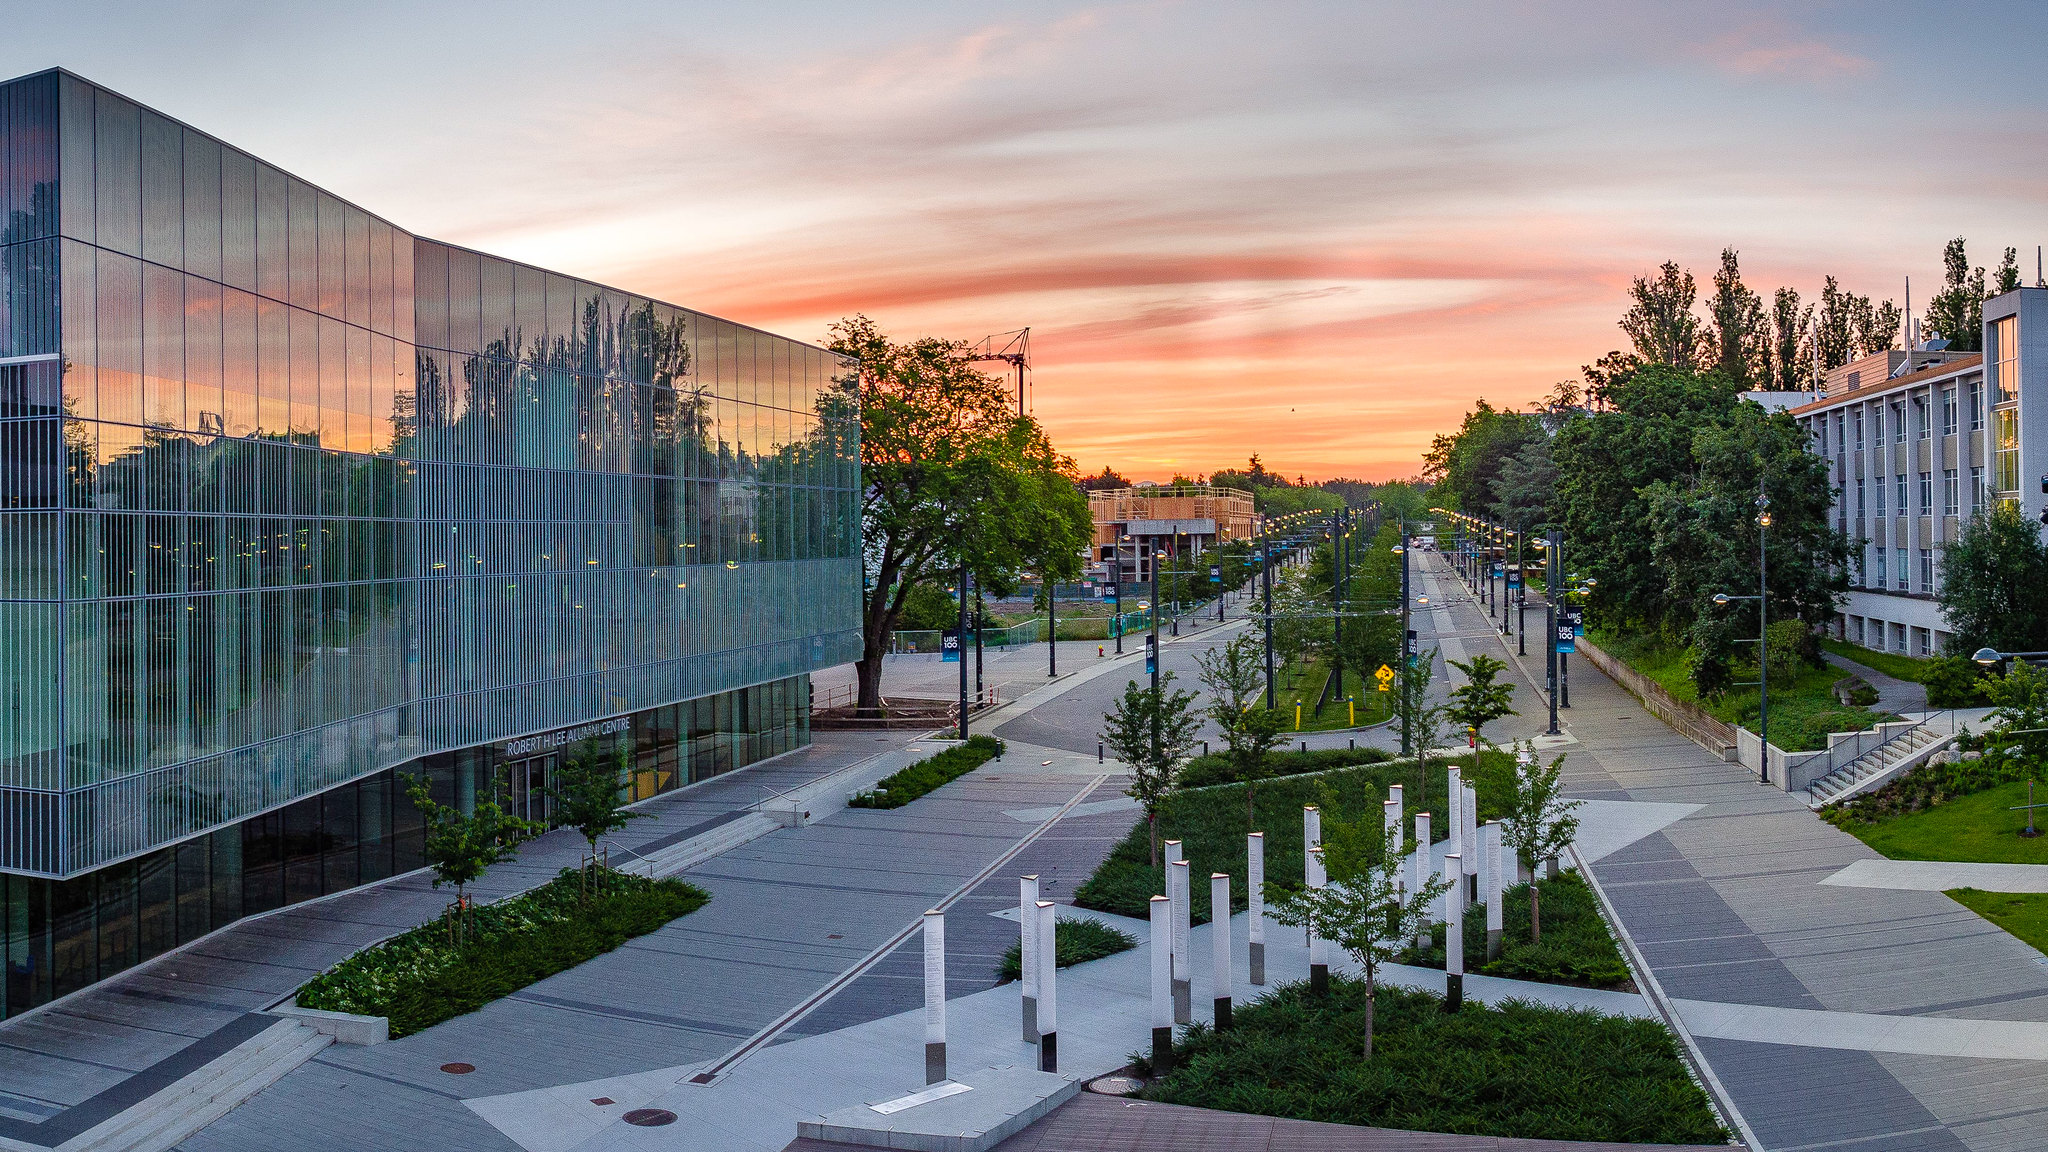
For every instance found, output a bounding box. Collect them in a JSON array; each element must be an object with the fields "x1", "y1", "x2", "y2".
[
  {"x1": 297, "y1": 867, "x2": 708, "y2": 1038},
  {"x1": 849, "y1": 735, "x2": 1006, "y2": 808},
  {"x1": 1401, "y1": 871, "x2": 1632, "y2": 989},
  {"x1": 996, "y1": 918, "x2": 1137, "y2": 981}
]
